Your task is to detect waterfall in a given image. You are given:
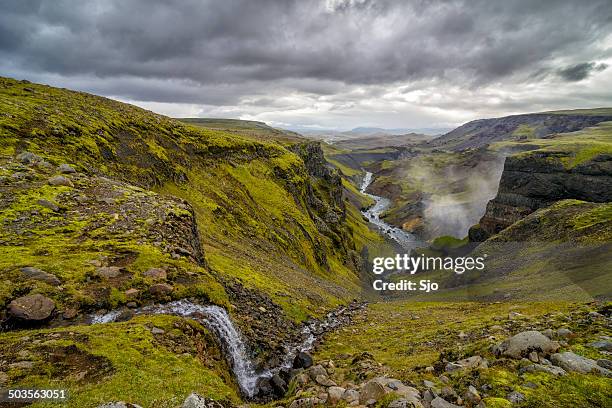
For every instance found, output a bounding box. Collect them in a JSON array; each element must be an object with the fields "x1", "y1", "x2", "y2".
[
  {"x1": 91, "y1": 300, "x2": 352, "y2": 398},
  {"x1": 92, "y1": 300, "x2": 267, "y2": 397}
]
